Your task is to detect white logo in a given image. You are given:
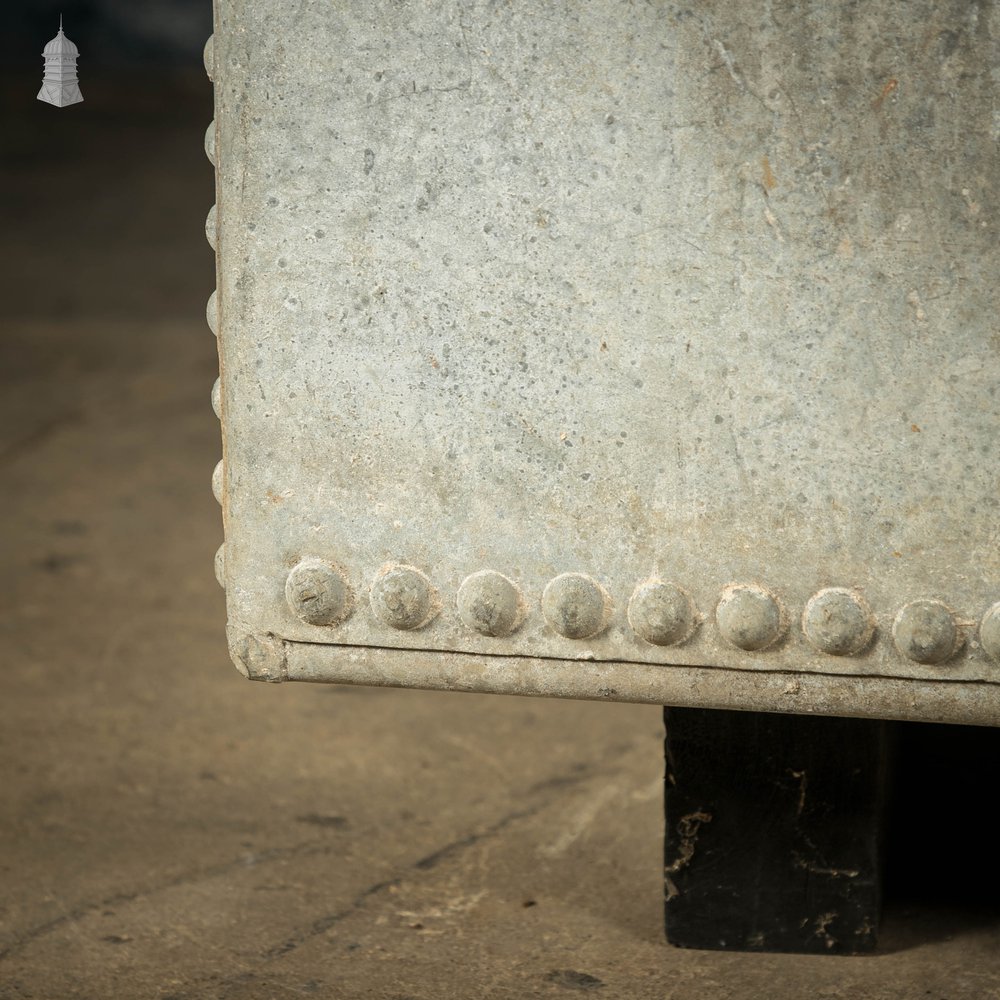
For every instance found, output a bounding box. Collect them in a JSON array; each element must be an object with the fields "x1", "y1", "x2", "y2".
[{"x1": 38, "y1": 16, "x2": 83, "y2": 108}]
